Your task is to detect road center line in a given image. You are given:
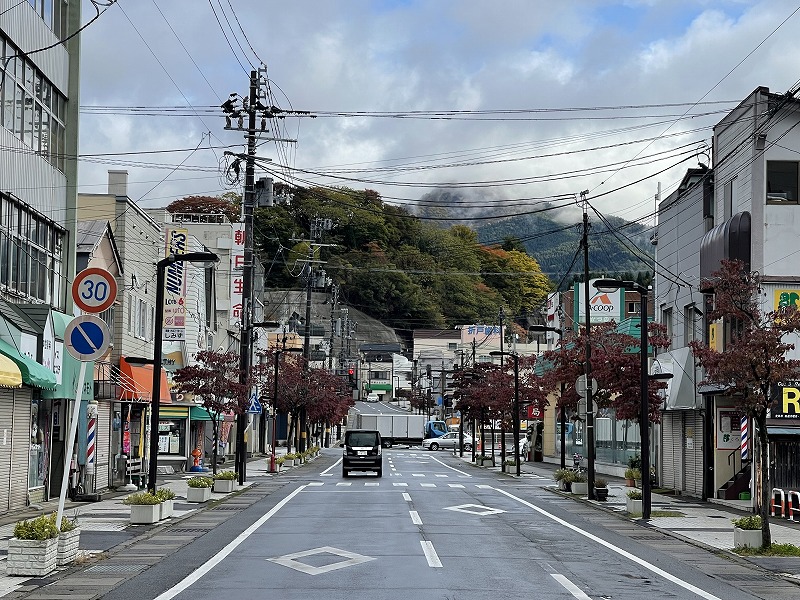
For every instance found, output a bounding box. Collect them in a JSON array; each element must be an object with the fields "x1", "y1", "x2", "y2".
[
  {"x1": 429, "y1": 454, "x2": 472, "y2": 477},
  {"x1": 153, "y1": 484, "x2": 308, "y2": 600},
  {"x1": 491, "y1": 486, "x2": 722, "y2": 600},
  {"x1": 551, "y1": 574, "x2": 591, "y2": 599},
  {"x1": 420, "y1": 540, "x2": 443, "y2": 568},
  {"x1": 409, "y1": 510, "x2": 422, "y2": 525}
]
